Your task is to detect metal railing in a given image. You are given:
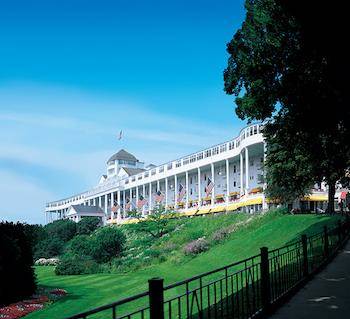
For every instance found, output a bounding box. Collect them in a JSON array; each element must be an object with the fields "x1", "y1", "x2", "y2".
[{"x1": 65, "y1": 218, "x2": 350, "y2": 319}]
